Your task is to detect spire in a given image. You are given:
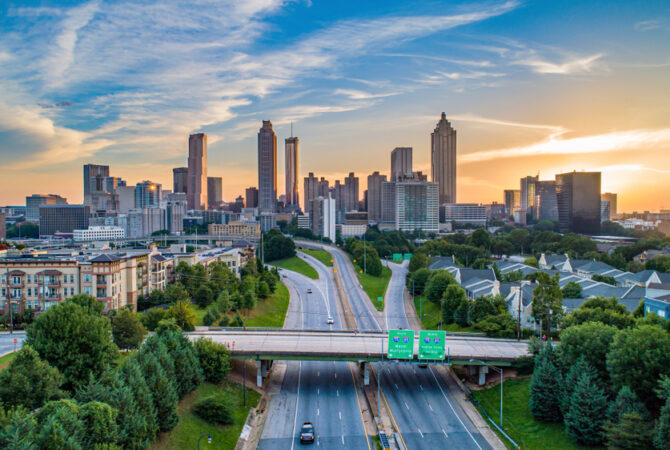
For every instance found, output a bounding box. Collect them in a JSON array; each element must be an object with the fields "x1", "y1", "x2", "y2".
[{"x1": 441, "y1": 112, "x2": 446, "y2": 120}]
